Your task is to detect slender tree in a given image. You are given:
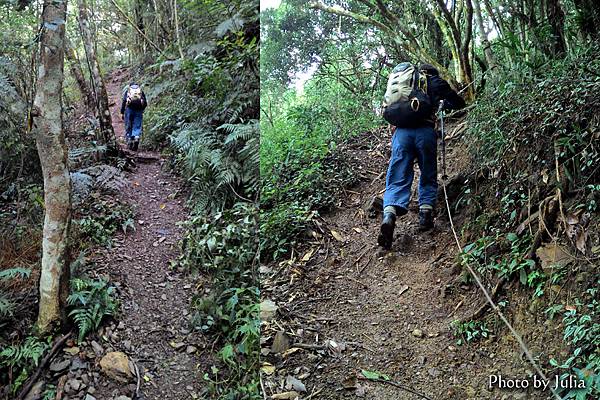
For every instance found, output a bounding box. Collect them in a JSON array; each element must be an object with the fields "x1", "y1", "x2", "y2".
[
  {"x1": 64, "y1": 37, "x2": 94, "y2": 110},
  {"x1": 472, "y1": 0, "x2": 497, "y2": 74},
  {"x1": 33, "y1": 0, "x2": 71, "y2": 333},
  {"x1": 77, "y1": 0, "x2": 116, "y2": 149}
]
